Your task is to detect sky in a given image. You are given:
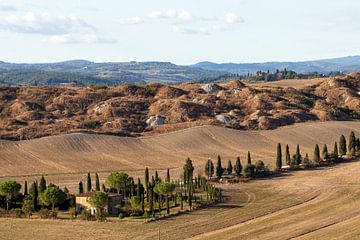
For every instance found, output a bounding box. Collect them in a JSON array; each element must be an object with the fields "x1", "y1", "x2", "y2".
[{"x1": 0, "y1": 0, "x2": 360, "y2": 64}]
